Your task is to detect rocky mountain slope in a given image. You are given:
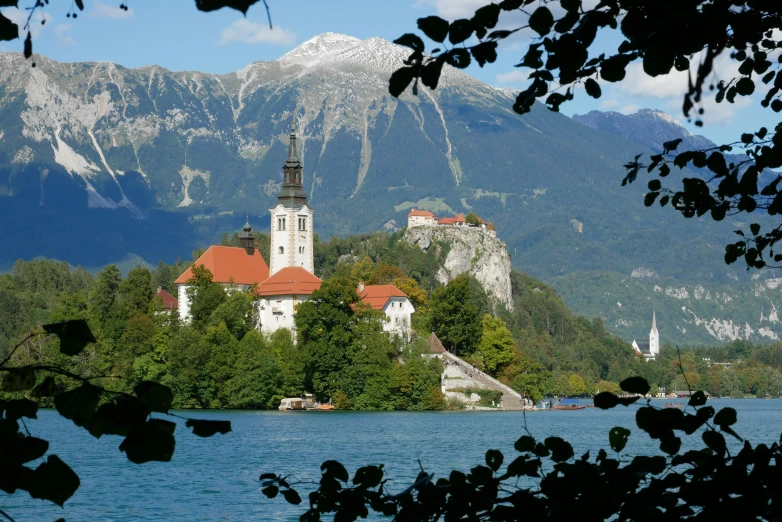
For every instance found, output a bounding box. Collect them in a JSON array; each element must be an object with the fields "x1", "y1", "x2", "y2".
[
  {"x1": 1, "y1": 33, "x2": 781, "y2": 344},
  {"x1": 404, "y1": 225, "x2": 513, "y2": 310}
]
